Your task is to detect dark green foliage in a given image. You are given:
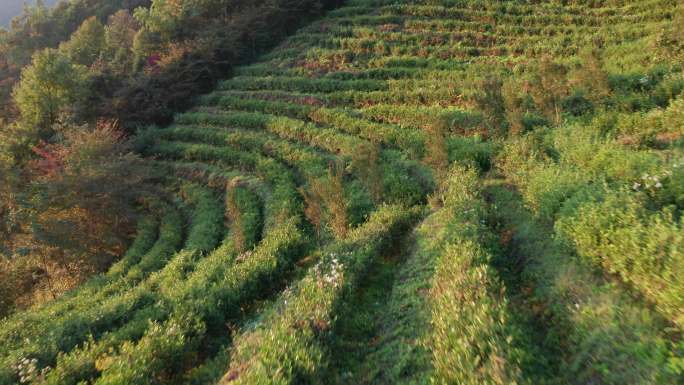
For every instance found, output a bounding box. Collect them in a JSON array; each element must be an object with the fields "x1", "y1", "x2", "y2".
[
  {"x1": 103, "y1": 0, "x2": 342, "y2": 129},
  {"x1": 473, "y1": 76, "x2": 507, "y2": 136},
  {"x1": 0, "y1": 0, "x2": 151, "y2": 120},
  {"x1": 561, "y1": 91, "x2": 594, "y2": 117},
  {"x1": 226, "y1": 181, "x2": 263, "y2": 252}
]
